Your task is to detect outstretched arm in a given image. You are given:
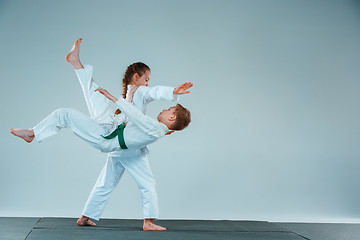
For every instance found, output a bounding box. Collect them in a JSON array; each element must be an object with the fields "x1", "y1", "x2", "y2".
[
  {"x1": 173, "y1": 82, "x2": 193, "y2": 95},
  {"x1": 137, "y1": 82, "x2": 193, "y2": 104}
]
